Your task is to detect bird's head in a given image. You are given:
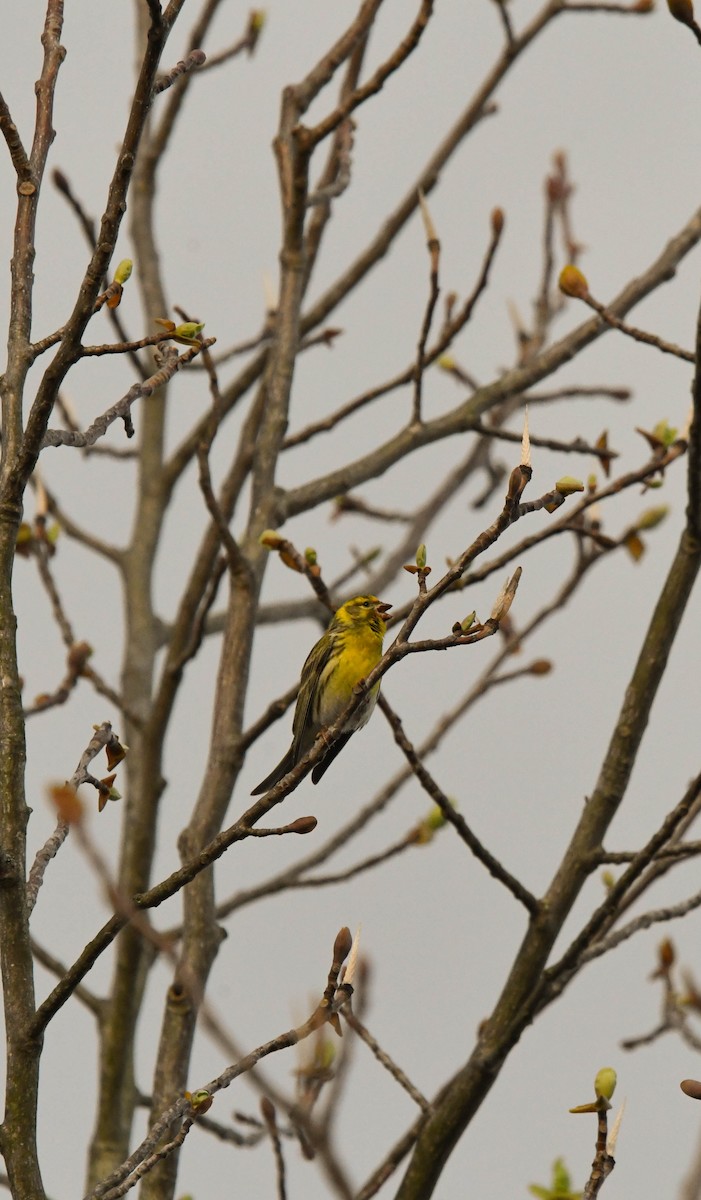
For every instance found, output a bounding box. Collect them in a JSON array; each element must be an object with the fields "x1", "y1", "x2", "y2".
[{"x1": 335, "y1": 595, "x2": 392, "y2": 636}]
